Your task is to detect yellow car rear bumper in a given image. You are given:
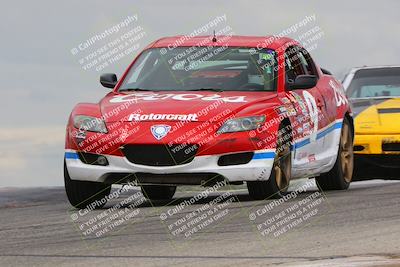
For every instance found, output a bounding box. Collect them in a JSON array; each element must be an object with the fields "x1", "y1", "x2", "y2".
[{"x1": 354, "y1": 134, "x2": 400, "y2": 154}]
